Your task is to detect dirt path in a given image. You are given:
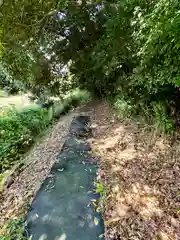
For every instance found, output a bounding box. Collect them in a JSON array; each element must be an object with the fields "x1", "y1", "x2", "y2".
[{"x1": 91, "y1": 102, "x2": 180, "y2": 240}]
